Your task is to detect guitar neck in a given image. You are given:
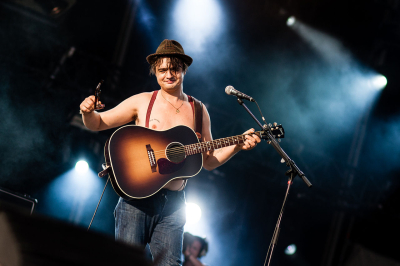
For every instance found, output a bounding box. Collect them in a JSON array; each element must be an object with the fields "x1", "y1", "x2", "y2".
[{"x1": 184, "y1": 132, "x2": 262, "y2": 156}]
